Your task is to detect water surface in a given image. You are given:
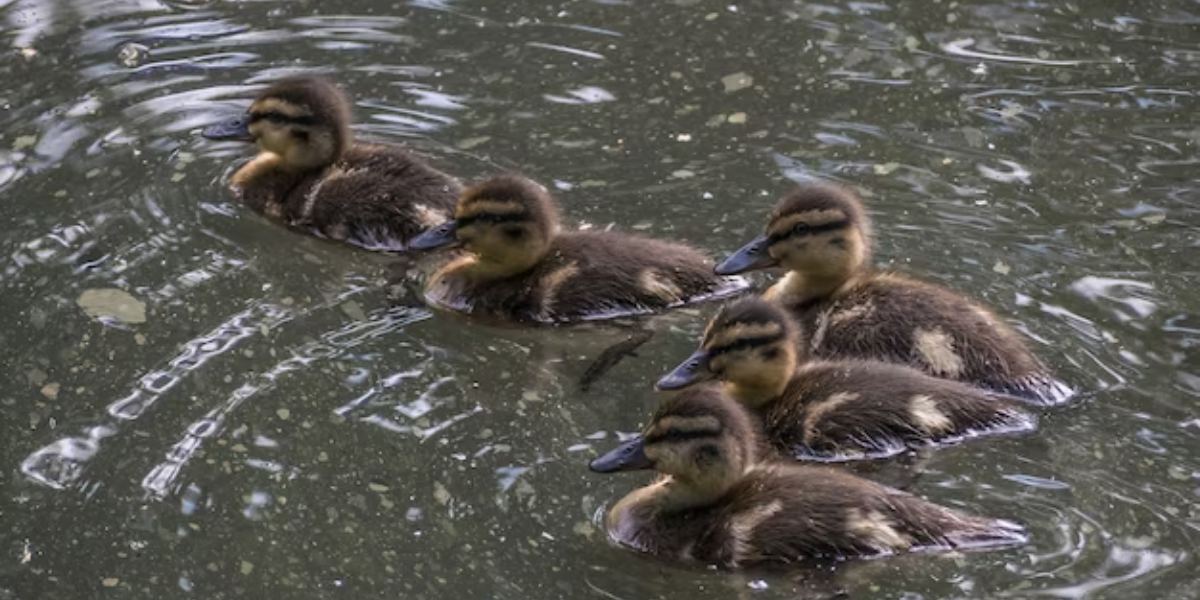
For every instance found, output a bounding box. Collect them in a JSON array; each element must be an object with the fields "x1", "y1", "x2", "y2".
[{"x1": 2, "y1": 0, "x2": 1199, "y2": 598}]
